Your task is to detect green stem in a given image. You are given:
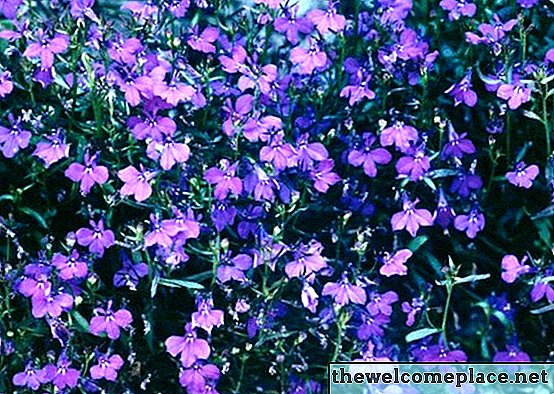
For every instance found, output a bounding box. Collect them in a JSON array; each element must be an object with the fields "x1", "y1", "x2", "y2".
[
  {"x1": 441, "y1": 282, "x2": 454, "y2": 343},
  {"x1": 506, "y1": 112, "x2": 512, "y2": 164},
  {"x1": 543, "y1": 85, "x2": 551, "y2": 158}
]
